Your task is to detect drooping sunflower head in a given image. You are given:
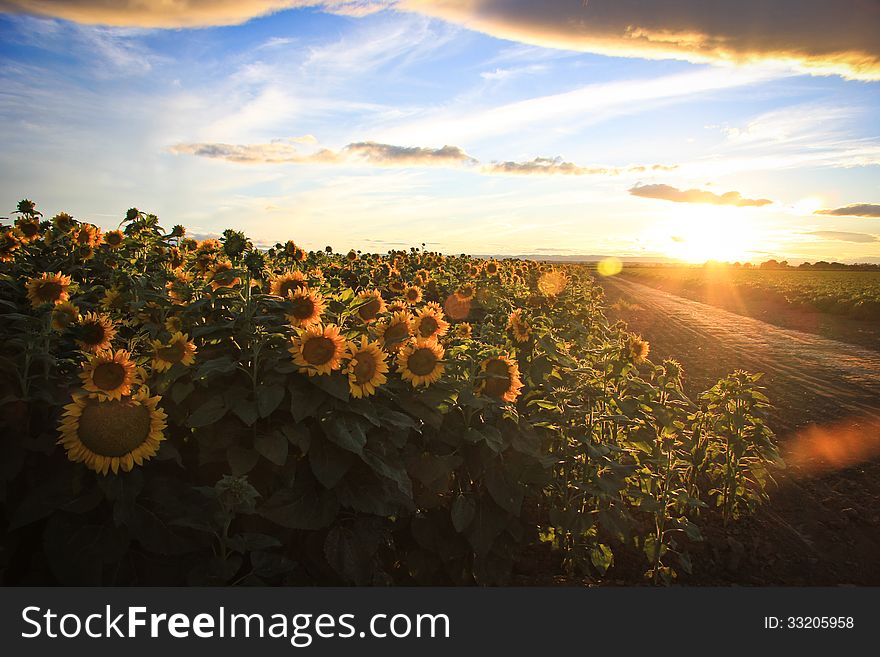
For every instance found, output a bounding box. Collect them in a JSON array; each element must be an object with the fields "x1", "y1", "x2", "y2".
[
  {"x1": 58, "y1": 388, "x2": 167, "y2": 475},
  {"x1": 51, "y1": 301, "x2": 80, "y2": 331},
  {"x1": 626, "y1": 334, "x2": 650, "y2": 364},
  {"x1": 388, "y1": 278, "x2": 406, "y2": 295},
  {"x1": 477, "y1": 355, "x2": 523, "y2": 403},
  {"x1": 537, "y1": 269, "x2": 569, "y2": 297},
  {"x1": 398, "y1": 337, "x2": 445, "y2": 388},
  {"x1": 165, "y1": 271, "x2": 193, "y2": 305},
  {"x1": 507, "y1": 308, "x2": 531, "y2": 343},
  {"x1": 208, "y1": 260, "x2": 241, "y2": 291},
  {"x1": 25, "y1": 271, "x2": 72, "y2": 307},
  {"x1": 80, "y1": 349, "x2": 139, "y2": 400},
  {"x1": 76, "y1": 312, "x2": 117, "y2": 352},
  {"x1": 289, "y1": 324, "x2": 346, "y2": 376},
  {"x1": 270, "y1": 270, "x2": 307, "y2": 298},
  {"x1": 355, "y1": 289, "x2": 386, "y2": 323},
  {"x1": 414, "y1": 306, "x2": 449, "y2": 340},
  {"x1": 344, "y1": 338, "x2": 389, "y2": 398},
  {"x1": 286, "y1": 288, "x2": 325, "y2": 328},
  {"x1": 151, "y1": 332, "x2": 197, "y2": 373},
  {"x1": 377, "y1": 310, "x2": 412, "y2": 352},
  {"x1": 103, "y1": 229, "x2": 124, "y2": 248}
]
